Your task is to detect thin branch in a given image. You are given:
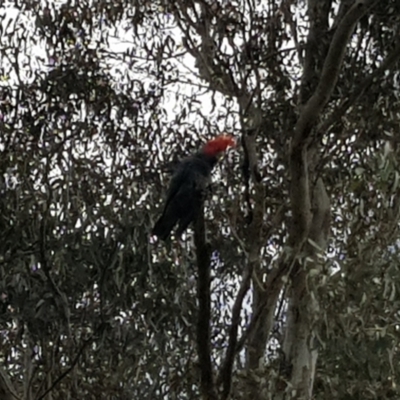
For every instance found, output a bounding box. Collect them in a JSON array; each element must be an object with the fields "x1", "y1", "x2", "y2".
[
  {"x1": 223, "y1": 212, "x2": 248, "y2": 257},
  {"x1": 317, "y1": 37, "x2": 400, "y2": 135},
  {"x1": 173, "y1": 3, "x2": 239, "y2": 97},
  {"x1": 217, "y1": 261, "x2": 253, "y2": 400},
  {"x1": 236, "y1": 252, "x2": 297, "y2": 353},
  {"x1": 238, "y1": 91, "x2": 263, "y2": 222},
  {"x1": 218, "y1": 178, "x2": 265, "y2": 396},
  {"x1": 193, "y1": 208, "x2": 218, "y2": 400},
  {"x1": 280, "y1": 0, "x2": 303, "y2": 65},
  {"x1": 298, "y1": 0, "x2": 332, "y2": 105},
  {"x1": 0, "y1": 366, "x2": 20, "y2": 400},
  {"x1": 35, "y1": 335, "x2": 94, "y2": 400},
  {"x1": 100, "y1": 47, "x2": 187, "y2": 61}
]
